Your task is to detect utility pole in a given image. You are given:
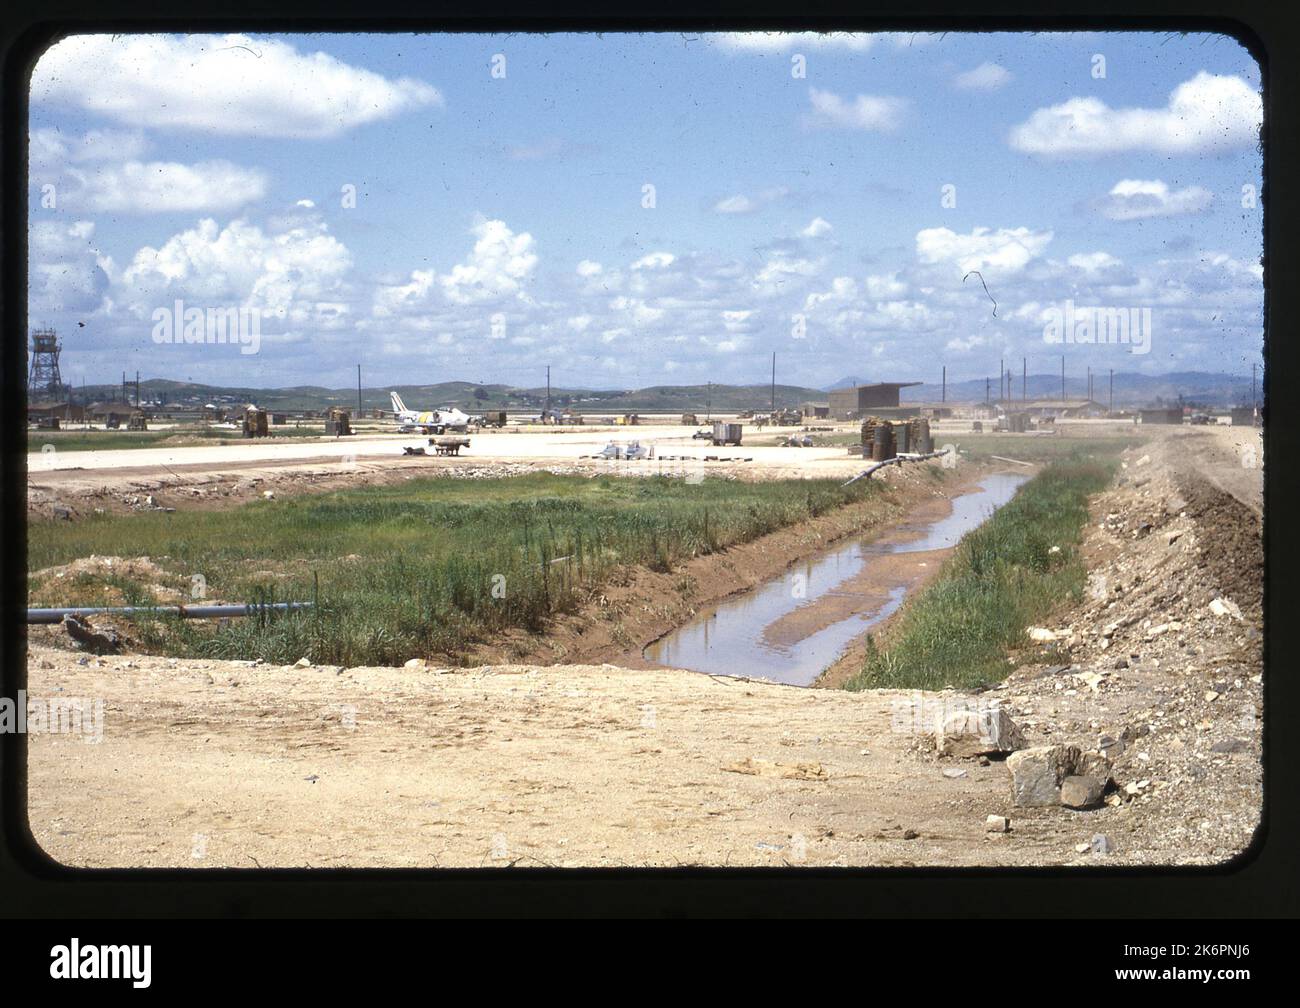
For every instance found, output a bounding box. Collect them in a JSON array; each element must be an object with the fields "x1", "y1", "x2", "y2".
[
  {"x1": 985, "y1": 377, "x2": 990, "y2": 405},
  {"x1": 135, "y1": 370, "x2": 140, "y2": 408},
  {"x1": 770, "y1": 352, "x2": 776, "y2": 412},
  {"x1": 706, "y1": 381, "x2": 712, "y2": 422}
]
